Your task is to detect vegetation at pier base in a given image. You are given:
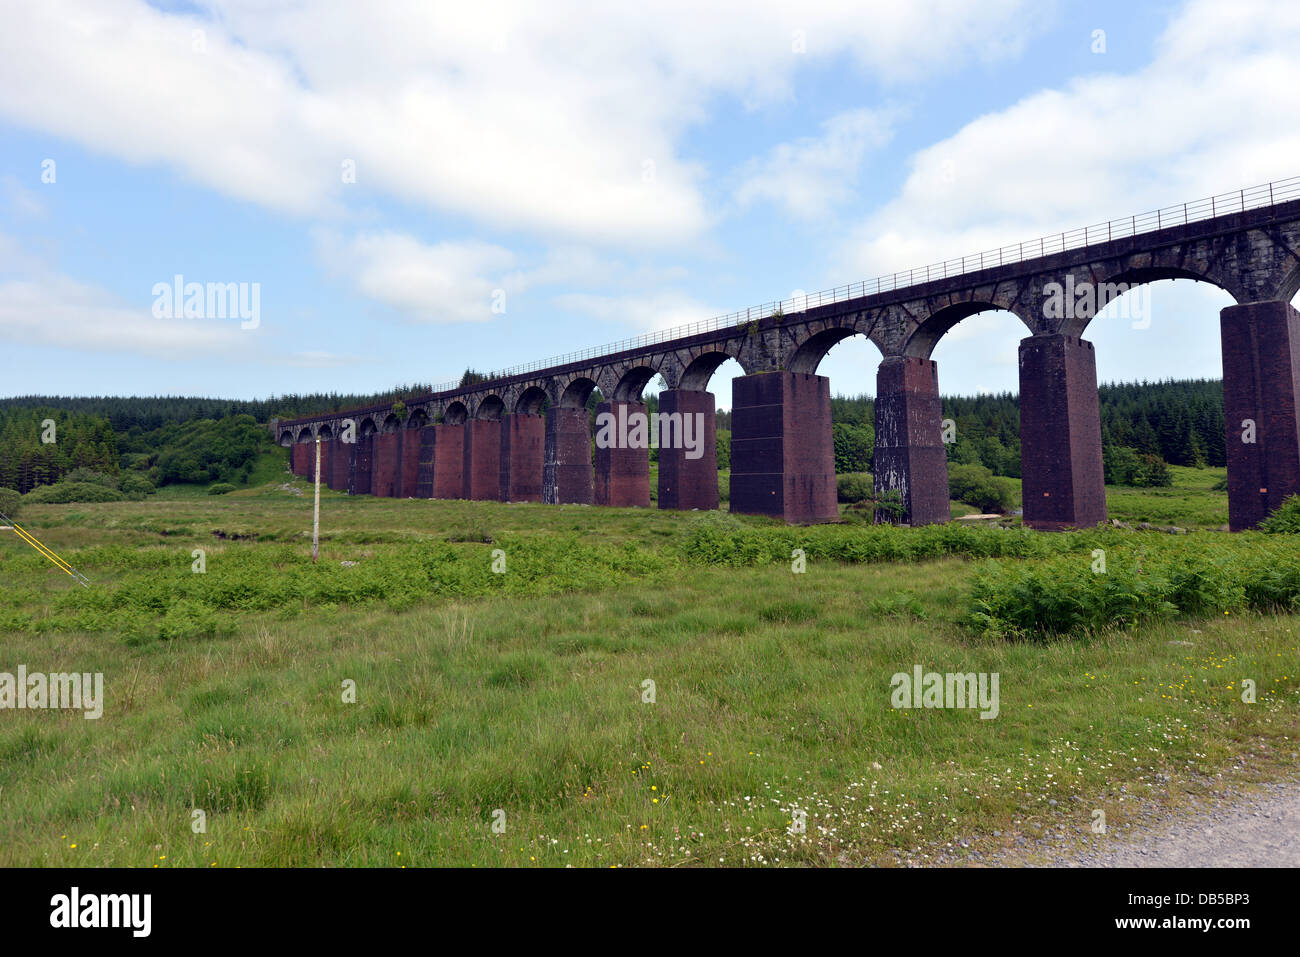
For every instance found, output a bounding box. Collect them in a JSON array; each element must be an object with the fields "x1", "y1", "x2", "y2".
[
  {"x1": 1, "y1": 464, "x2": 1297, "y2": 868},
  {"x1": 1259, "y1": 495, "x2": 1300, "y2": 534}
]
